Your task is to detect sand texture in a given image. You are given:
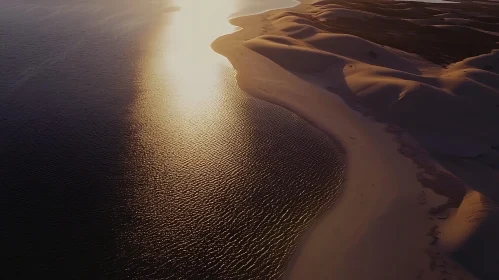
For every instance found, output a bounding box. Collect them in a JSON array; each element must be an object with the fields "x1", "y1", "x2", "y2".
[{"x1": 213, "y1": 0, "x2": 499, "y2": 279}]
